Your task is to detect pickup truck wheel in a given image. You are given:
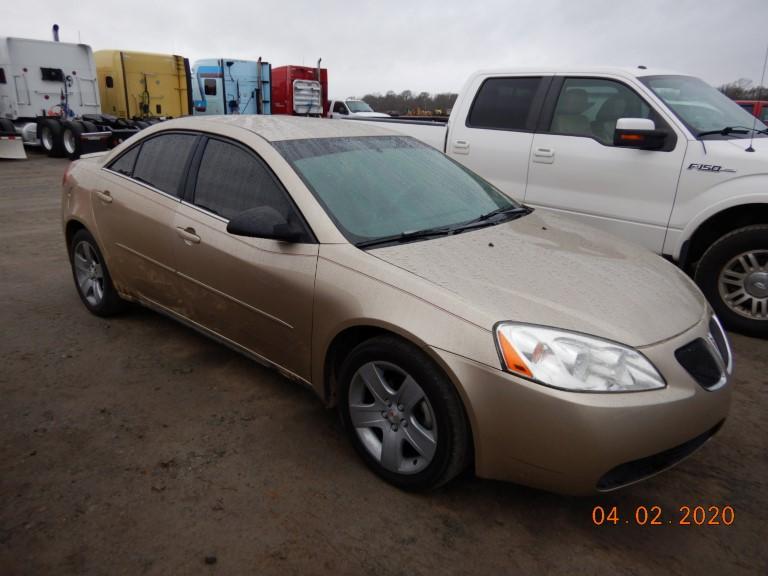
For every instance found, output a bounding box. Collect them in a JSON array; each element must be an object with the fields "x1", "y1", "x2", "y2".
[
  {"x1": 338, "y1": 336, "x2": 470, "y2": 491},
  {"x1": 40, "y1": 119, "x2": 66, "y2": 157},
  {"x1": 695, "y1": 225, "x2": 768, "y2": 337}
]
